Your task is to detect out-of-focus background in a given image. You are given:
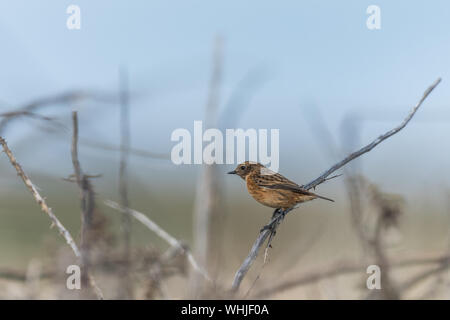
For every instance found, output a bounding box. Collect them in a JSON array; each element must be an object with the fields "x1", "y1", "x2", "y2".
[{"x1": 0, "y1": 0, "x2": 449, "y2": 299}]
